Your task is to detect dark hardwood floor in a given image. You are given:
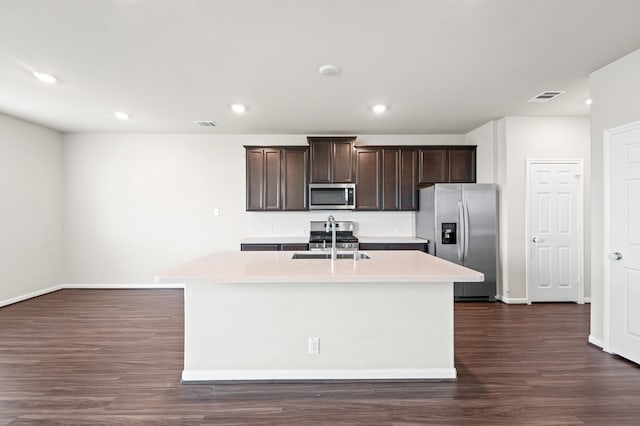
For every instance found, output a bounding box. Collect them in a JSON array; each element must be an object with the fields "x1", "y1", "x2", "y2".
[{"x1": 1, "y1": 289, "x2": 639, "y2": 425}]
